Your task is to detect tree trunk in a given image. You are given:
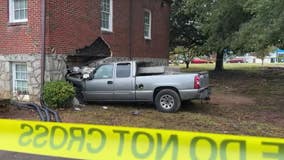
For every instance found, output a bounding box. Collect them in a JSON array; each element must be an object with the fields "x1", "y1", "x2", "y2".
[
  {"x1": 185, "y1": 61, "x2": 190, "y2": 68},
  {"x1": 215, "y1": 51, "x2": 224, "y2": 71}
]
